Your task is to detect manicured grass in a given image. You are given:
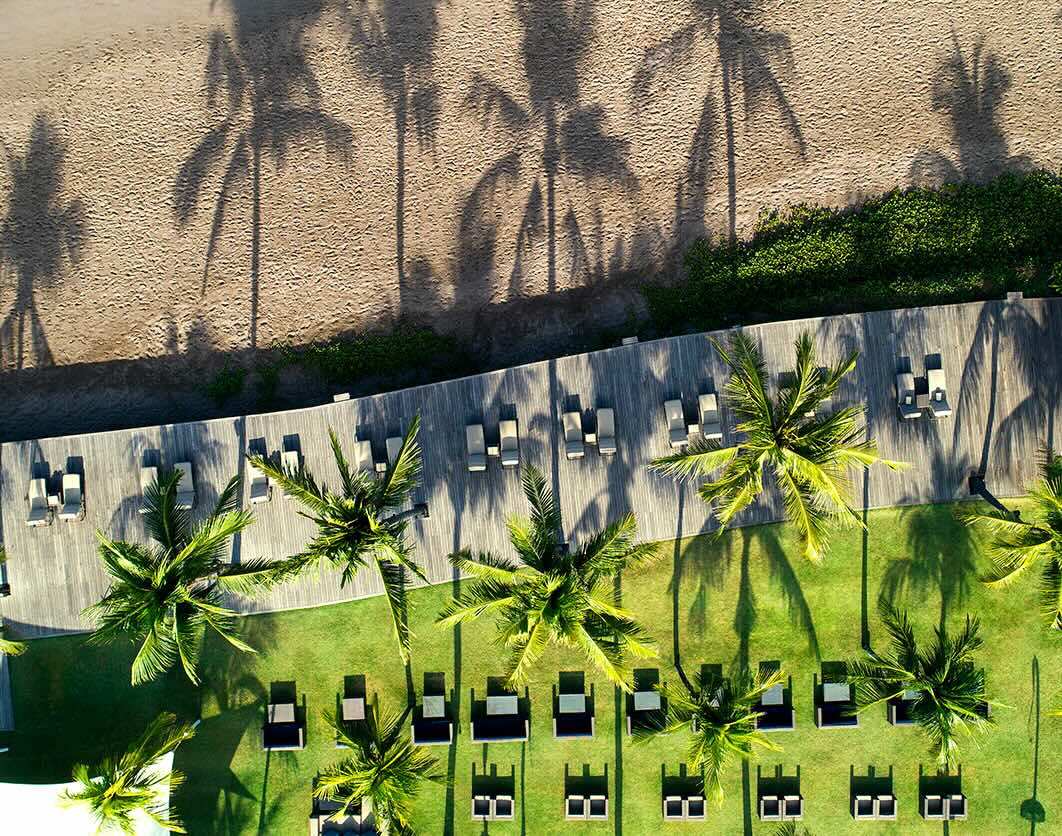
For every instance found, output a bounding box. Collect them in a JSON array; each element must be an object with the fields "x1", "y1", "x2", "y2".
[{"x1": 1, "y1": 502, "x2": 1058, "y2": 835}]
